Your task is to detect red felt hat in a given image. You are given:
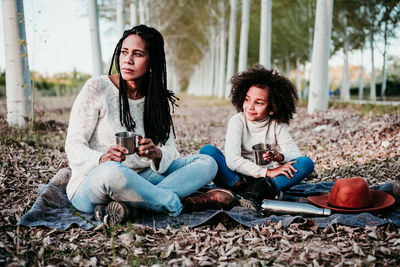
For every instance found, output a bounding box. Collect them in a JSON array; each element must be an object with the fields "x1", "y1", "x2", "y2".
[{"x1": 307, "y1": 177, "x2": 395, "y2": 213}]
